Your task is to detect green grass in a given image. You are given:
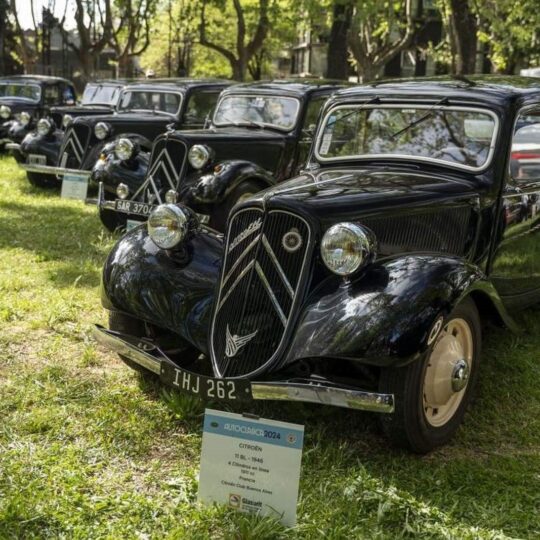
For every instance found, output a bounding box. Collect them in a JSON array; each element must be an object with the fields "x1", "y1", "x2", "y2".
[{"x1": 0, "y1": 154, "x2": 539, "y2": 539}]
